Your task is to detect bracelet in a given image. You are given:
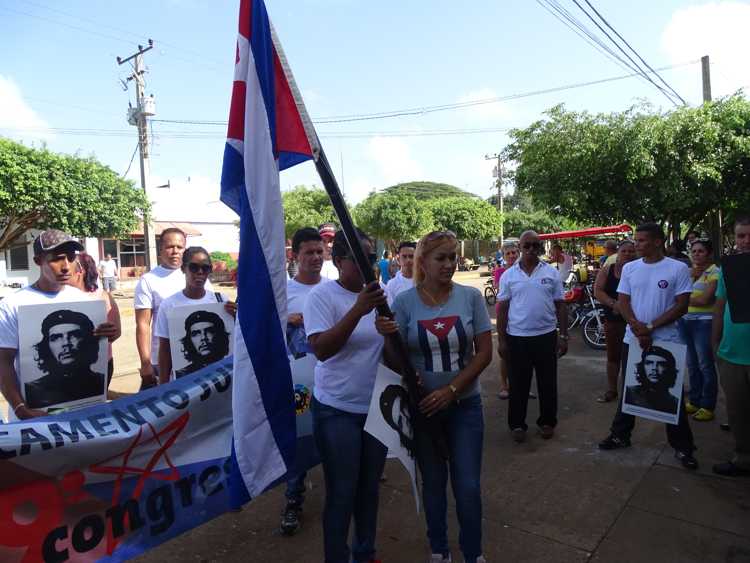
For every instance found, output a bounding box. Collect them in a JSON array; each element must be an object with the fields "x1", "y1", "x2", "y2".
[
  {"x1": 448, "y1": 383, "x2": 458, "y2": 396},
  {"x1": 13, "y1": 402, "x2": 25, "y2": 414}
]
